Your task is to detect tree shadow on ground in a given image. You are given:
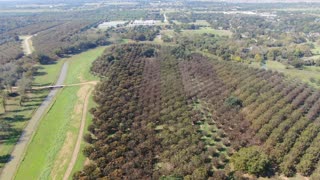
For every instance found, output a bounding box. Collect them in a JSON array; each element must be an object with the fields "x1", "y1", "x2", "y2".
[
  {"x1": 0, "y1": 154, "x2": 11, "y2": 163},
  {"x1": 22, "y1": 103, "x2": 41, "y2": 107},
  {"x1": 3, "y1": 115, "x2": 28, "y2": 123},
  {"x1": 7, "y1": 108, "x2": 32, "y2": 113},
  {"x1": 0, "y1": 129, "x2": 23, "y2": 145},
  {"x1": 33, "y1": 71, "x2": 48, "y2": 77}
]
